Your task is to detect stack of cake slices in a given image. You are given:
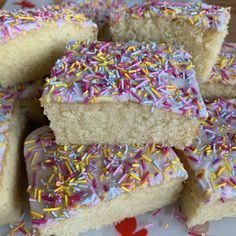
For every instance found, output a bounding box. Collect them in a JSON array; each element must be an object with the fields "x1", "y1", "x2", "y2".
[{"x1": 0, "y1": 1, "x2": 235, "y2": 236}]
